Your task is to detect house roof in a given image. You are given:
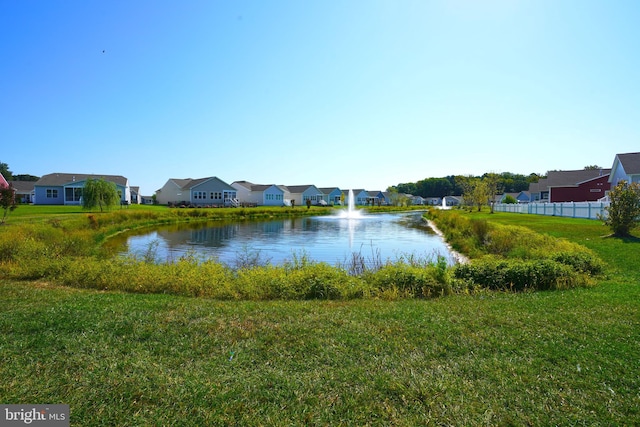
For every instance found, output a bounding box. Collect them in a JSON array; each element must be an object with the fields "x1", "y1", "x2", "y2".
[
  {"x1": 545, "y1": 169, "x2": 610, "y2": 188},
  {"x1": 319, "y1": 187, "x2": 340, "y2": 194},
  {"x1": 170, "y1": 177, "x2": 235, "y2": 191},
  {"x1": 252, "y1": 184, "x2": 278, "y2": 191},
  {"x1": 8, "y1": 181, "x2": 35, "y2": 192},
  {"x1": 36, "y1": 173, "x2": 128, "y2": 187},
  {"x1": 183, "y1": 177, "x2": 211, "y2": 189},
  {"x1": 285, "y1": 185, "x2": 320, "y2": 194},
  {"x1": 616, "y1": 152, "x2": 640, "y2": 175},
  {"x1": 231, "y1": 180, "x2": 255, "y2": 190}
]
